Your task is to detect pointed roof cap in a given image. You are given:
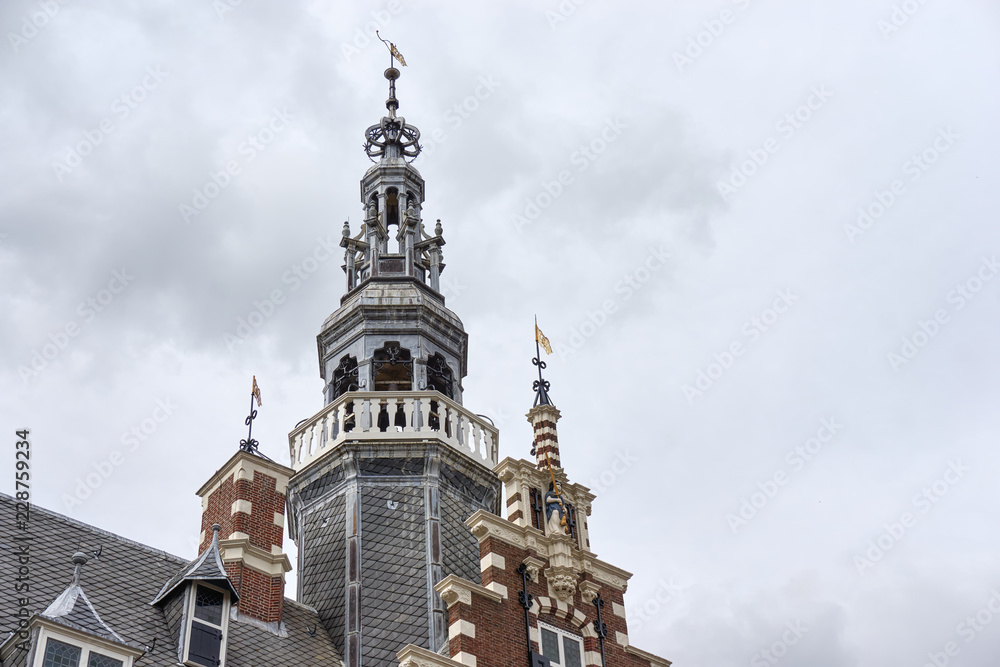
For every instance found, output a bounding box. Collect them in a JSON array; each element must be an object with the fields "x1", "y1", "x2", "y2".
[
  {"x1": 150, "y1": 524, "x2": 238, "y2": 606},
  {"x1": 40, "y1": 552, "x2": 127, "y2": 644}
]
